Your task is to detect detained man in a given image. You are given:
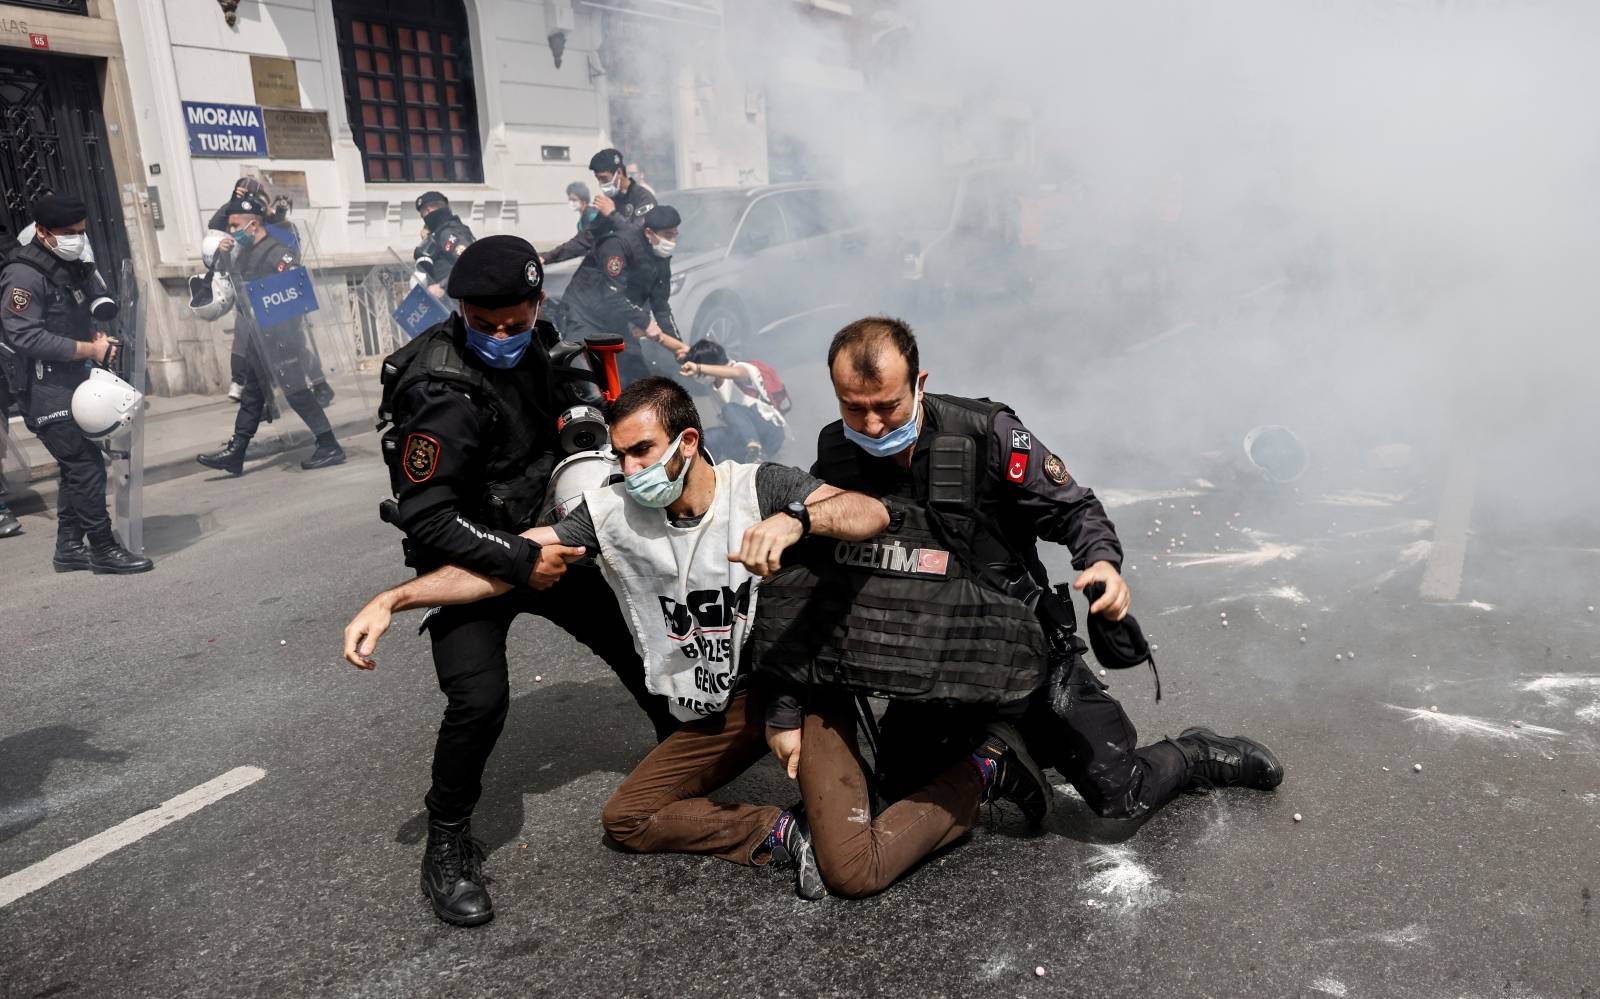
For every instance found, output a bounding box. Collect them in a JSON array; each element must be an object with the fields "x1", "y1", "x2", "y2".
[{"x1": 343, "y1": 377, "x2": 1045, "y2": 899}]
